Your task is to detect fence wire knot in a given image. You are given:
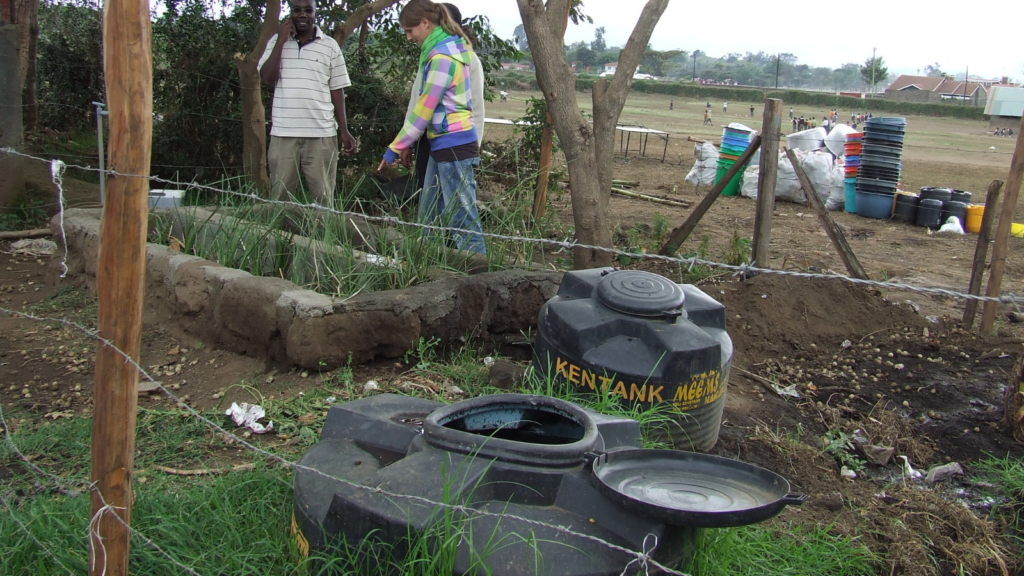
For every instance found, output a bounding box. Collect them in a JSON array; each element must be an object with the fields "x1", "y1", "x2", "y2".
[
  {"x1": 619, "y1": 533, "x2": 658, "y2": 576},
  {"x1": 49, "y1": 159, "x2": 69, "y2": 278},
  {"x1": 88, "y1": 502, "x2": 126, "y2": 576}
]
